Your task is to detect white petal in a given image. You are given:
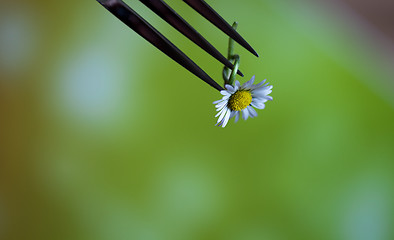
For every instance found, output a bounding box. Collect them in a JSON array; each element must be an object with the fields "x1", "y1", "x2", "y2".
[
  {"x1": 250, "y1": 75, "x2": 256, "y2": 83},
  {"x1": 265, "y1": 95, "x2": 273, "y2": 101},
  {"x1": 216, "y1": 103, "x2": 227, "y2": 112},
  {"x1": 253, "y1": 94, "x2": 272, "y2": 102},
  {"x1": 213, "y1": 99, "x2": 225, "y2": 104},
  {"x1": 253, "y1": 98, "x2": 268, "y2": 104},
  {"x1": 241, "y1": 81, "x2": 248, "y2": 89},
  {"x1": 216, "y1": 104, "x2": 227, "y2": 111},
  {"x1": 253, "y1": 95, "x2": 268, "y2": 102},
  {"x1": 247, "y1": 106, "x2": 258, "y2": 118},
  {"x1": 251, "y1": 101, "x2": 265, "y2": 109},
  {"x1": 242, "y1": 108, "x2": 249, "y2": 120},
  {"x1": 255, "y1": 85, "x2": 272, "y2": 92},
  {"x1": 222, "y1": 109, "x2": 232, "y2": 127},
  {"x1": 234, "y1": 111, "x2": 240, "y2": 123},
  {"x1": 230, "y1": 111, "x2": 236, "y2": 119},
  {"x1": 251, "y1": 79, "x2": 267, "y2": 90},
  {"x1": 233, "y1": 84, "x2": 239, "y2": 92},
  {"x1": 252, "y1": 94, "x2": 268, "y2": 102},
  {"x1": 215, "y1": 106, "x2": 227, "y2": 117},
  {"x1": 253, "y1": 85, "x2": 271, "y2": 92},
  {"x1": 216, "y1": 105, "x2": 226, "y2": 112},
  {"x1": 221, "y1": 95, "x2": 230, "y2": 101},
  {"x1": 217, "y1": 106, "x2": 228, "y2": 123},
  {"x1": 215, "y1": 120, "x2": 223, "y2": 127},
  {"x1": 235, "y1": 80, "x2": 241, "y2": 89},
  {"x1": 215, "y1": 100, "x2": 227, "y2": 108},
  {"x1": 215, "y1": 103, "x2": 225, "y2": 109},
  {"x1": 225, "y1": 84, "x2": 235, "y2": 92},
  {"x1": 220, "y1": 90, "x2": 231, "y2": 96},
  {"x1": 252, "y1": 88, "x2": 272, "y2": 97},
  {"x1": 242, "y1": 75, "x2": 255, "y2": 89},
  {"x1": 215, "y1": 102, "x2": 227, "y2": 109},
  {"x1": 215, "y1": 109, "x2": 223, "y2": 118},
  {"x1": 253, "y1": 95, "x2": 272, "y2": 102}
]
